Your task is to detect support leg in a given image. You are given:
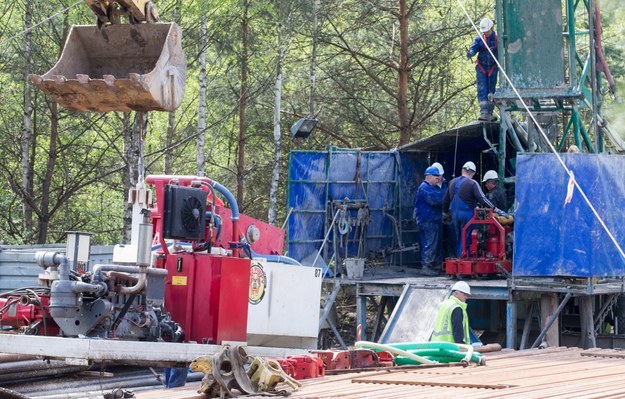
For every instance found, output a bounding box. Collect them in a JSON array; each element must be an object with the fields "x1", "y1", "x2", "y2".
[
  {"x1": 579, "y1": 296, "x2": 597, "y2": 349},
  {"x1": 506, "y1": 299, "x2": 517, "y2": 349}
]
